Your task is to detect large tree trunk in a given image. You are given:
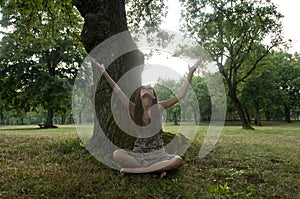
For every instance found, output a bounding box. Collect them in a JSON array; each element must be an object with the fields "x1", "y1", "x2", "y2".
[
  {"x1": 44, "y1": 107, "x2": 57, "y2": 128},
  {"x1": 74, "y1": 0, "x2": 143, "y2": 149},
  {"x1": 228, "y1": 86, "x2": 254, "y2": 129},
  {"x1": 245, "y1": 108, "x2": 251, "y2": 124}
]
